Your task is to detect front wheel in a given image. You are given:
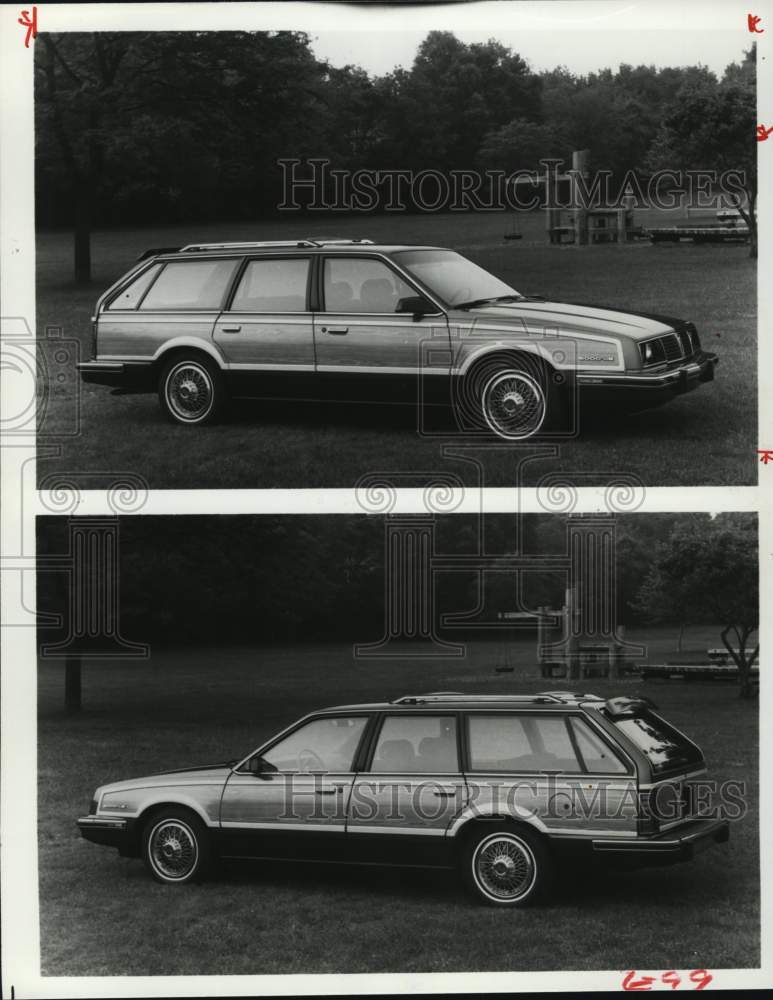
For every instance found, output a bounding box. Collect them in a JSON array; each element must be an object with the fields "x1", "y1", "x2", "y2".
[
  {"x1": 159, "y1": 355, "x2": 224, "y2": 425},
  {"x1": 142, "y1": 809, "x2": 210, "y2": 884},
  {"x1": 462, "y1": 825, "x2": 550, "y2": 906},
  {"x1": 480, "y1": 368, "x2": 547, "y2": 440}
]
